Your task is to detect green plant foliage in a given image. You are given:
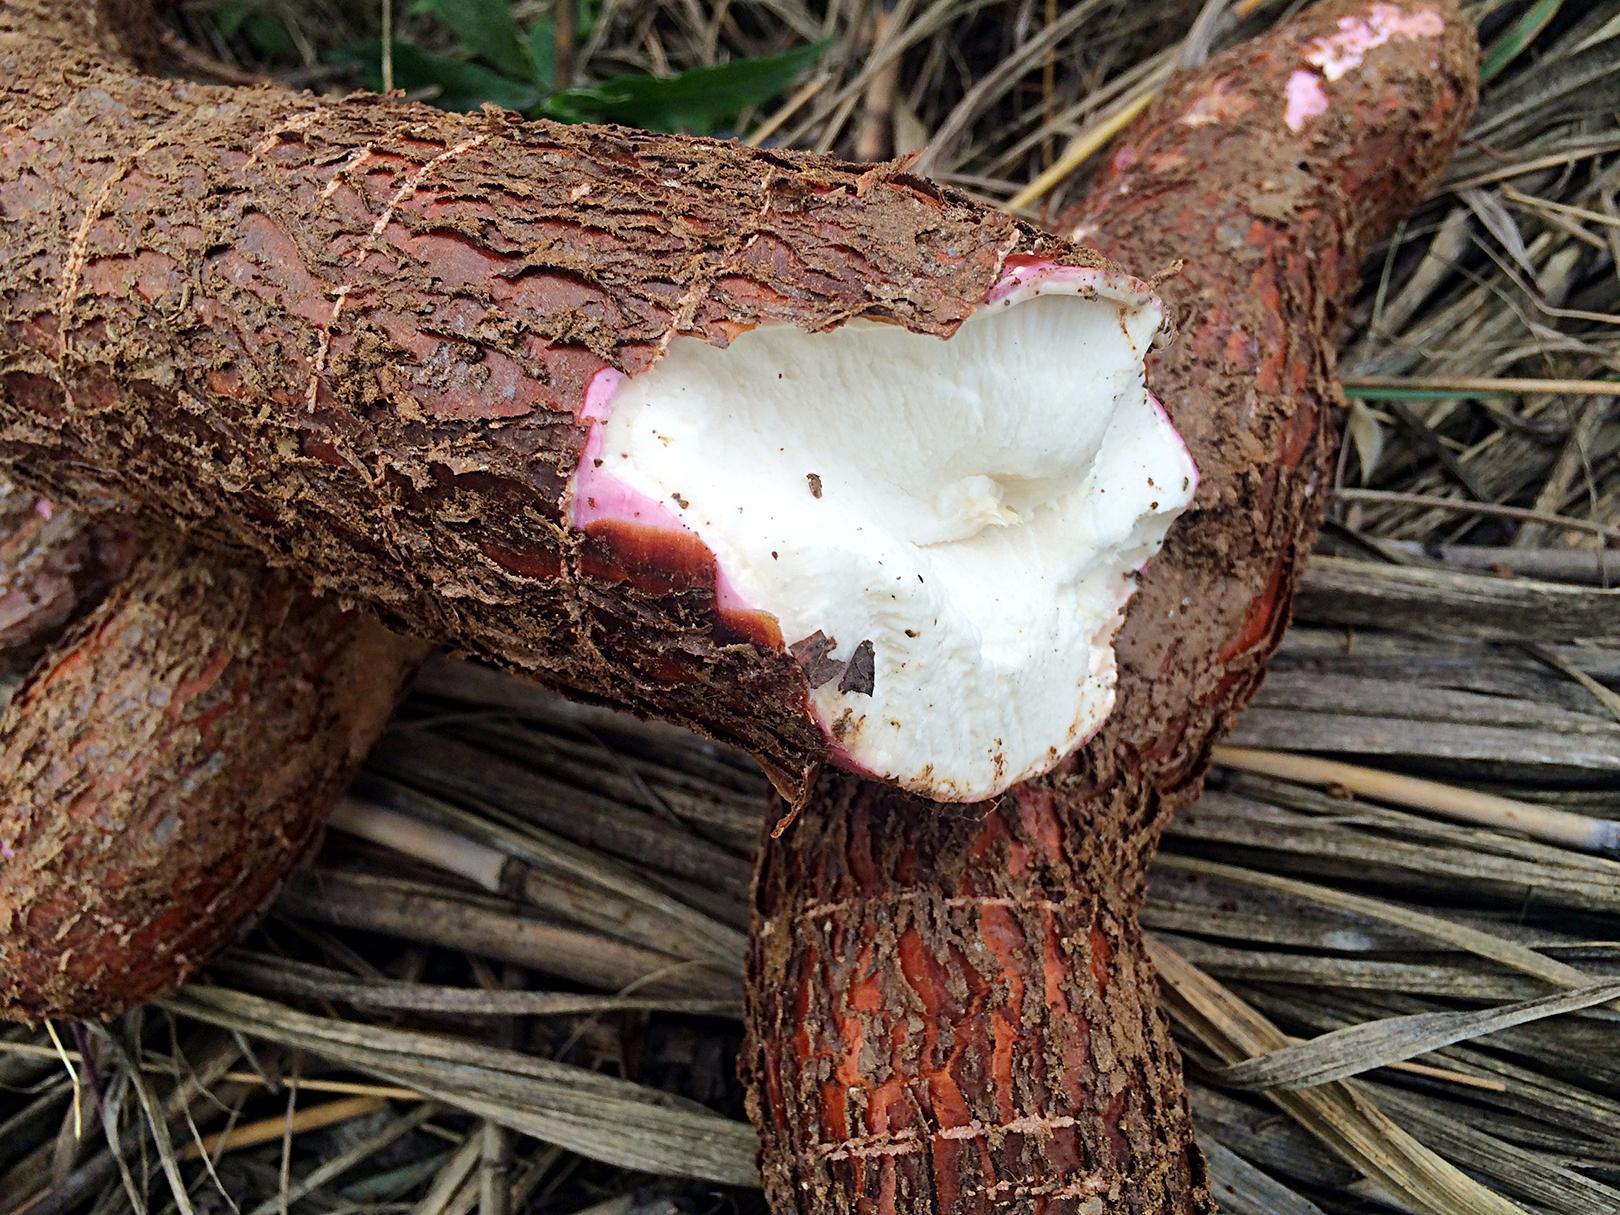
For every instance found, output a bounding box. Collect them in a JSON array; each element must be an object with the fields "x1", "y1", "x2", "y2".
[
  {"x1": 214, "y1": 2, "x2": 299, "y2": 61},
  {"x1": 320, "y1": 0, "x2": 820, "y2": 134},
  {"x1": 335, "y1": 40, "x2": 542, "y2": 112},
  {"x1": 536, "y1": 41, "x2": 826, "y2": 132},
  {"x1": 1480, "y1": 0, "x2": 1565, "y2": 83},
  {"x1": 525, "y1": 19, "x2": 557, "y2": 88},
  {"x1": 410, "y1": 0, "x2": 532, "y2": 80}
]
